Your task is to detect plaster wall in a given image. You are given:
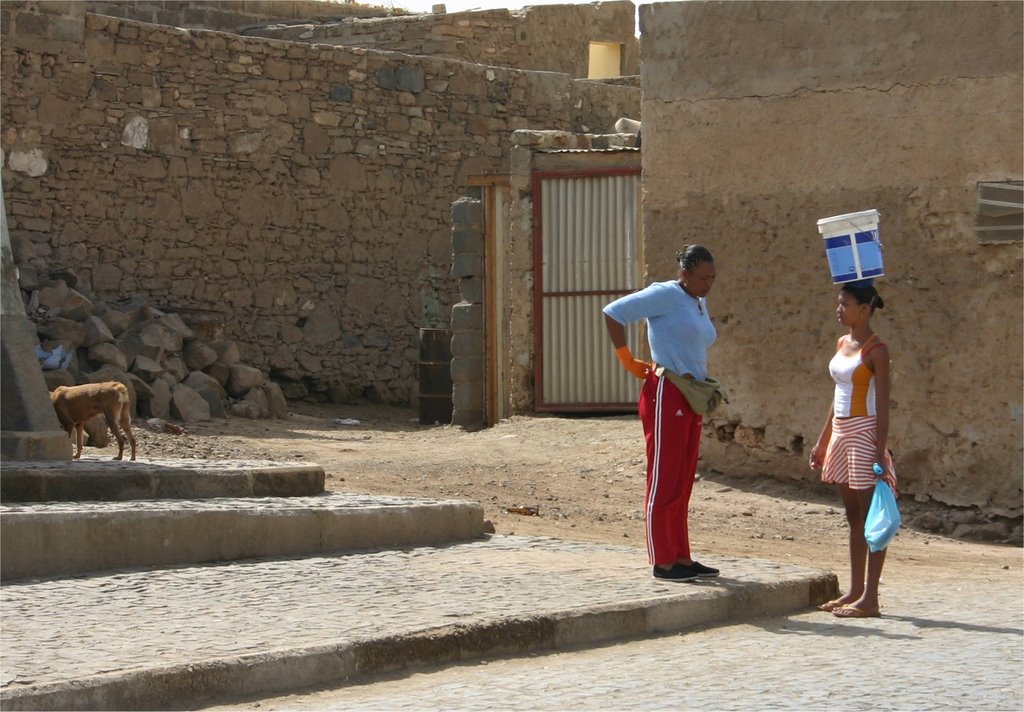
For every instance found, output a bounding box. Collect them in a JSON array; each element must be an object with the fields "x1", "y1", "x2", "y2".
[
  {"x1": 1, "y1": 9, "x2": 638, "y2": 404},
  {"x1": 244, "y1": 2, "x2": 640, "y2": 79},
  {"x1": 640, "y1": 1, "x2": 1023, "y2": 513}
]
